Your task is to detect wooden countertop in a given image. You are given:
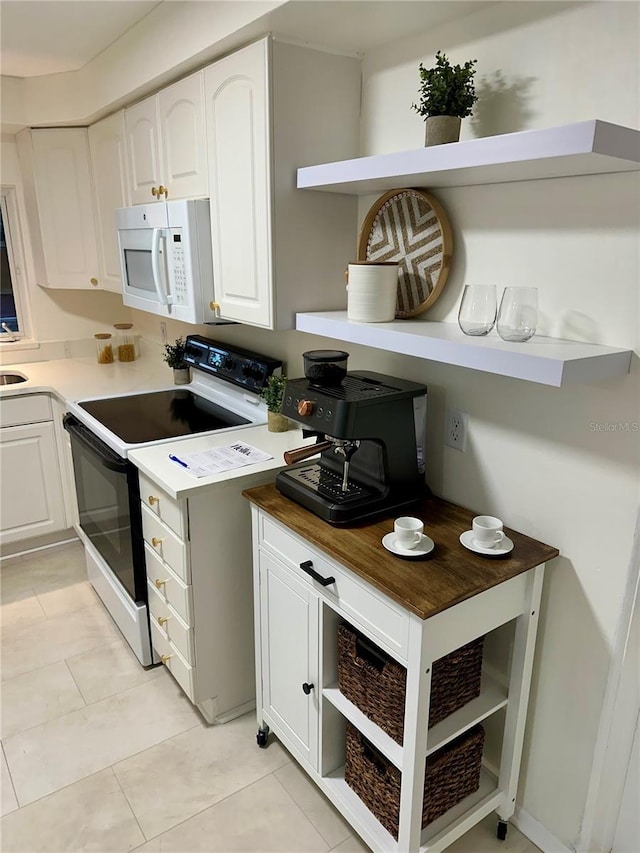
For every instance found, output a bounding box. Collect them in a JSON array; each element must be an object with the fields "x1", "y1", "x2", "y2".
[{"x1": 243, "y1": 484, "x2": 559, "y2": 620}]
